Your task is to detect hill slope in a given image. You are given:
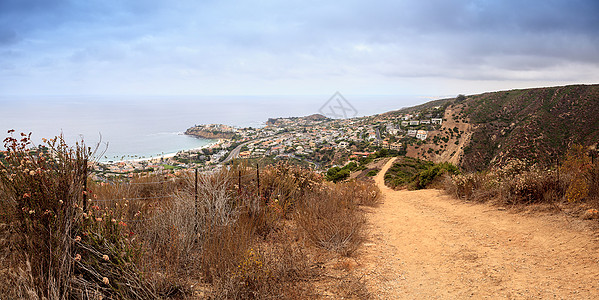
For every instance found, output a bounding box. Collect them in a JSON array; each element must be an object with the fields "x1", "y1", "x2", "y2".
[
  {"x1": 458, "y1": 84, "x2": 599, "y2": 171},
  {"x1": 395, "y1": 84, "x2": 599, "y2": 171}
]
